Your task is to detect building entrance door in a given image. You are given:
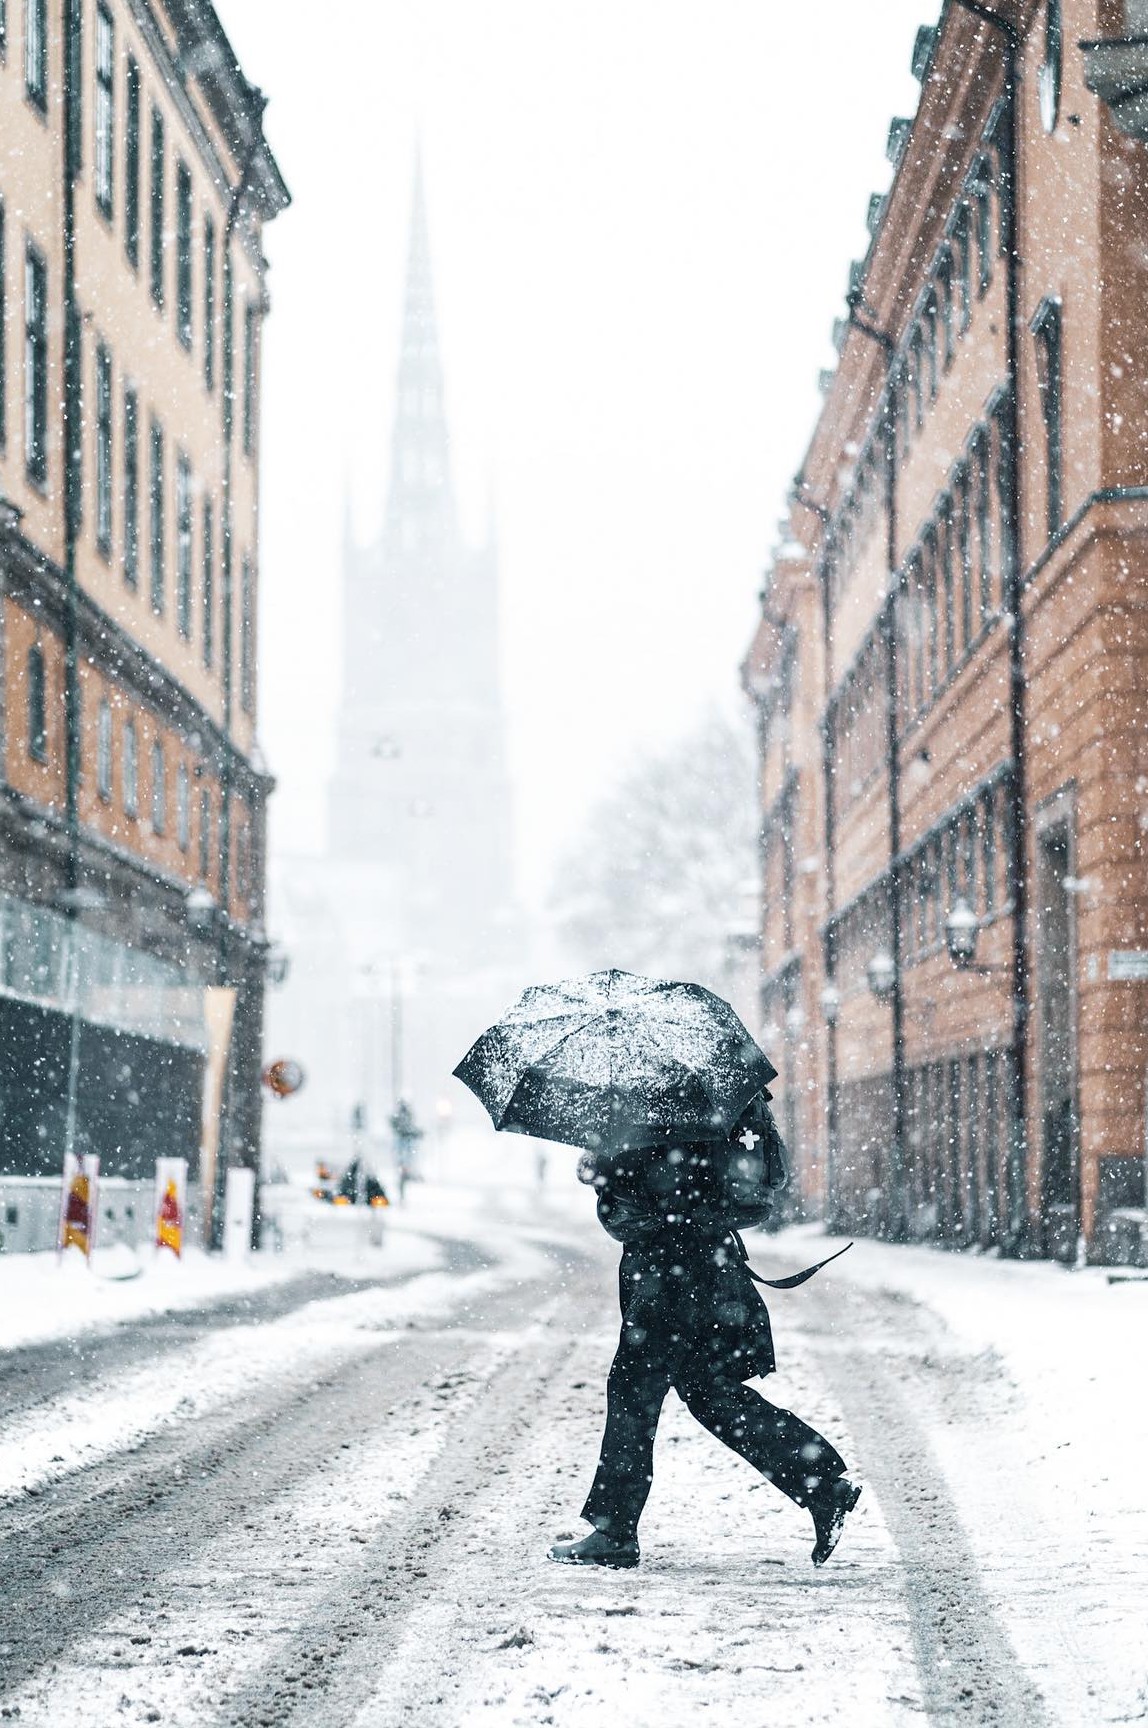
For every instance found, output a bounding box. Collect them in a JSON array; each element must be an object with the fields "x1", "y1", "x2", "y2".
[{"x1": 1035, "y1": 819, "x2": 1078, "y2": 1258}]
